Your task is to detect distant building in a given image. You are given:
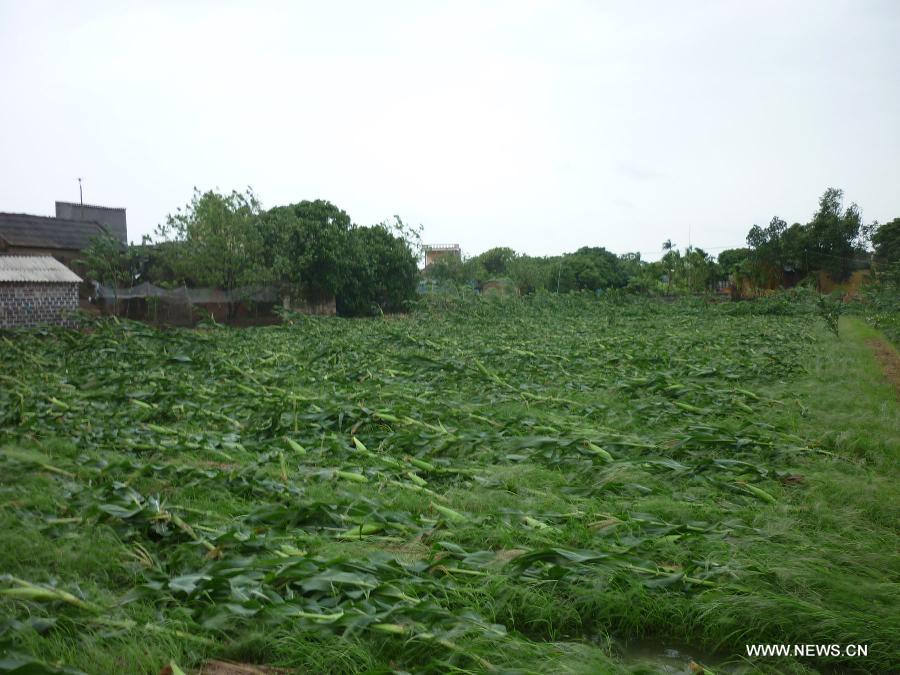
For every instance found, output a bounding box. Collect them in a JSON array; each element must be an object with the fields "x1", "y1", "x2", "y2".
[
  {"x1": 0, "y1": 212, "x2": 109, "y2": 267},
  {"x1": 55, "y1": 201, "x2": 127, "y2": 245},
  {"x1": 0, "y1": 200, "x2": 127, "y2": 268},
  {"x1": 424, "y1": 243, "x2": 461, "y2": 267},
  {"x1": 0, "y1": 255, "x2": 82, "y2": 328}
]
